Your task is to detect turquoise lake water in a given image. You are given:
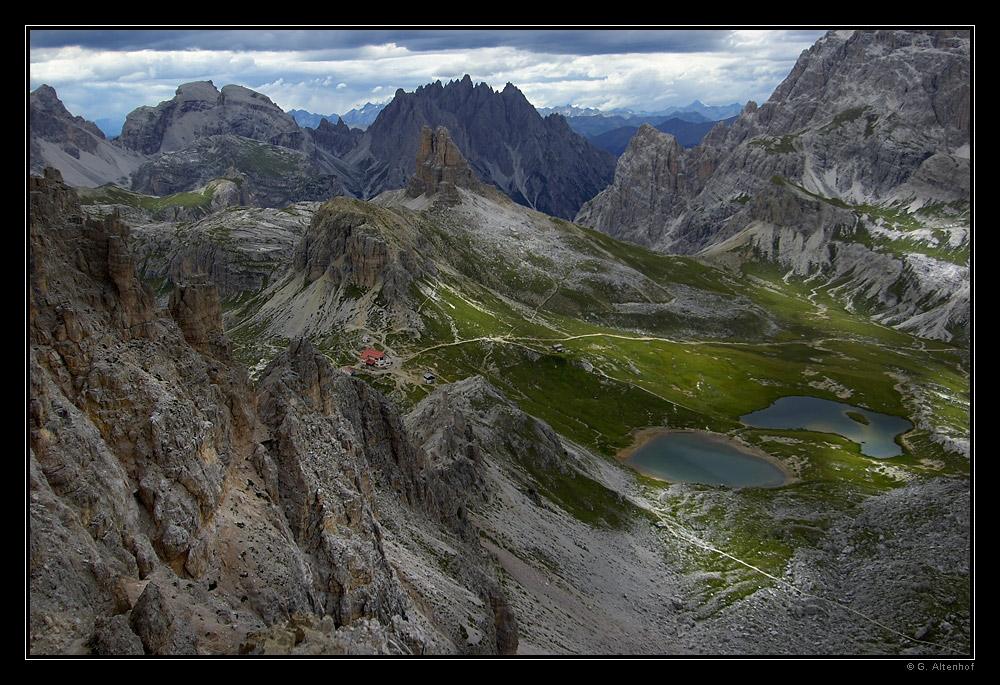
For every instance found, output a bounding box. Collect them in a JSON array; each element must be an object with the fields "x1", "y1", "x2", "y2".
[
  {"x1": 625, "y1": 431, "x2": 788, "y2": 488},
  {"x1": 739, "y1": 395, "x2": 913, "y2": 458}
]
